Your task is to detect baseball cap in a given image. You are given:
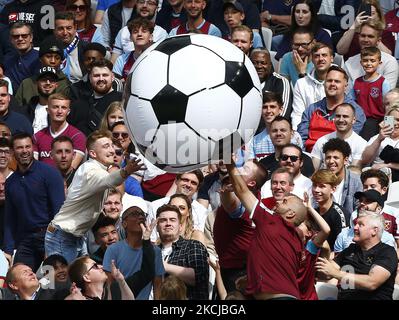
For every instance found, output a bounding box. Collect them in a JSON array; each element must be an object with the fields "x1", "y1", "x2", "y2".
[
  {"x1": 354, "y1": 189, "x2": 385, "y2": 208},
  {"x1": 223, "y1": 0, "x2": 244, "y2": 13},
  {"x1": 36, "y1": 66, "x2": 58, "y2": 81},
  {"x1": 39, "y1": 38, "x2": 64, "y2": 60}
]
